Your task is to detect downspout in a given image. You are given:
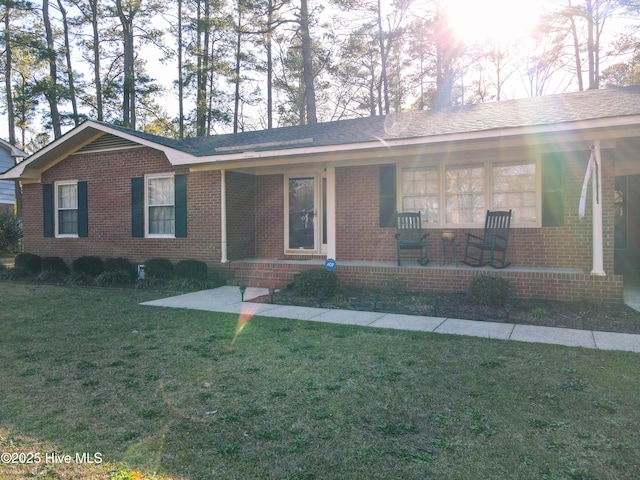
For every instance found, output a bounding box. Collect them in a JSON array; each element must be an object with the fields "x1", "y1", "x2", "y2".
[
  {"x1": 591, "y1": 141, "x2": 605, "y2": 276},
  {"x1": 220, "y1": 169, "x2": 228, "y2": 263}
]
